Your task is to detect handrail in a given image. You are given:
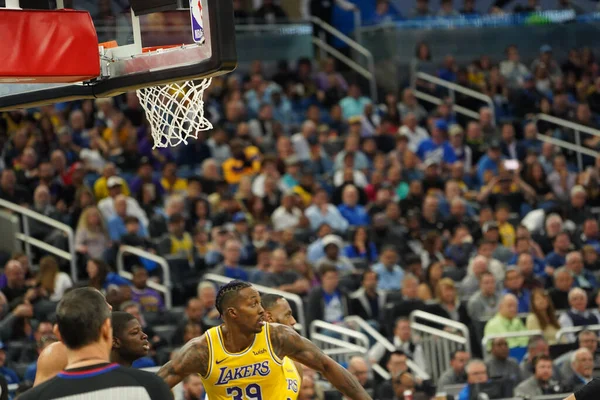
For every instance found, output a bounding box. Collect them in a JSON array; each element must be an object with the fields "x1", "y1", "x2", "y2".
[
  {"x1": 0, "y1": 198, "x2": 77, "y2": 282},
  {"x1": 312, "y1": 38, "x2": 373, "y2": 82},
  {"x1": 481, "y1": 329, "x2": 542, "y2": 354},
  {"x1": 311, "y1": 332, "x2": 369, "y2": 354},
  {"x1": 555, "y1": 323, "x2": 600, "y2": 343},
  {"x1": 410, "y1": 310, "x2": 471, "y2": 344},
  {"x1": 116, "y1": 245, "x2": 172, "y2": 309},
  {"x1": 533, "y1": 113, "x2": 600, "y2": 170},
  {"x1": 414, "y1": 71, "x2": 495, "y2": 122},
  {"x1": 413, "y1": 91, "x2": 480, "y2": 120},
  {"x1": 203, "y1": 273, "x2": 306, "y2": 337},
  {"x1": 310, "y1": 320, "x2": 370, "y2": 349},
  {"x1": 410, "y1": 322, "x2": 470, "y2": 345},
  {"x1": 344, "y1": 315, "x2": 430, "y2": 380},
  {"x1": 309, "y1": 16, "x2": 377, "y2": 103}
]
